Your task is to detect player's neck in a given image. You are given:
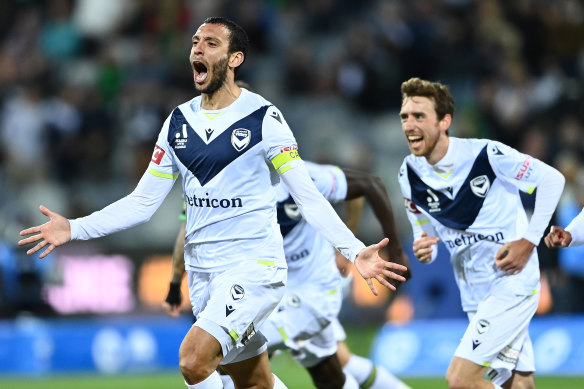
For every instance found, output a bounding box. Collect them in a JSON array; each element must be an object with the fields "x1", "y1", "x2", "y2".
[
  {"x1": 201, "y1": 81, "x2": 241, "y2": 110},
  {"x1": 426, "y1": 136, "x2": 450, "y2": 165}
]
